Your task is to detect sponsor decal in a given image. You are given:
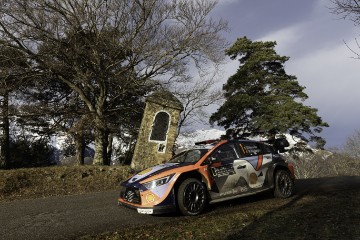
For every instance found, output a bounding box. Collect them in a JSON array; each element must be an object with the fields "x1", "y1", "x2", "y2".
[
  {"x1": 249, "y1": 172, "x2": 258, "y2": 184},
  {"x1": 211, "y1": 165, "x2": 236, "y2": 177},
  {"x1": 146, "y1": 193, "x2": 155, "y2": 203},
  {"x1": 138, "y1": 168, "x2": 153, "y2": 175},
  {"x1": 219, "y1": 186, "x2": 248, "y2": 197},
  {"x1": 137, "y1": 208, "x2": 153, "y2": 214}
]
